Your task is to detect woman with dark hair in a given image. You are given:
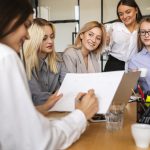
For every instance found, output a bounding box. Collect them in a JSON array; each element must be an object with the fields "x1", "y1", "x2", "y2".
[
  {"x1": 104, "y1": 0, "x2": 143, "y2": 71},
  {"x1": 116, "y1": 0, "x2": 142, "y2": 23},
  {"x1": 128, "y1": 17, "x2": 150, "y2": 93},
  {"x1": 0, "y1": 0, "x2": 98, "y2": 149}
]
